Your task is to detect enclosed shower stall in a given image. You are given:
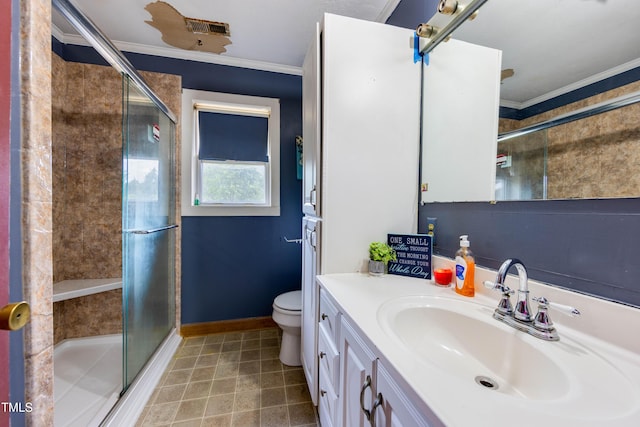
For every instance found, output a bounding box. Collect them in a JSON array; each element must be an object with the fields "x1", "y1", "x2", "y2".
[{"x1": 51, "y1": 0, "x2": 180, "y2": 425}]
